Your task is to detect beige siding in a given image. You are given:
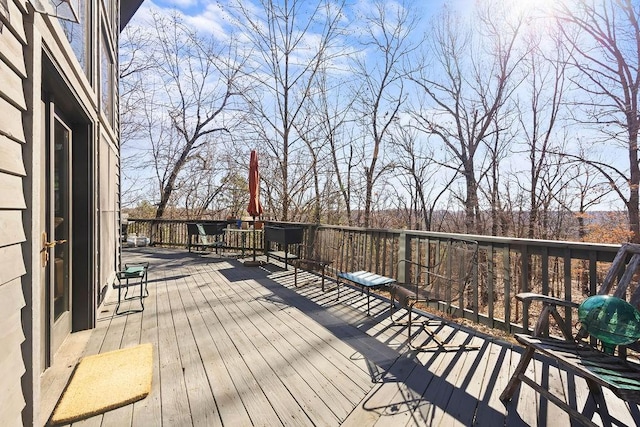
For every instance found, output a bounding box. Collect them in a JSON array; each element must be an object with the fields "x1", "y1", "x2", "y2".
[
  {"x1": 0, "y1": 23, "x2": 26, "y2": 77},
  {"x1": 0, "y1": 244, "x2": 26, "y2": 296},
  {"x1": 0, "y1": 135, "x2": 25, "y2": 175},
  {"x1": 0, "y1": 211, "x2": 25, "y2": 247},
  {"x1": 0, "y1": 59, "x2": 26, "y2": 110},
  {"x1": 0, "y1": 172, "x2": 26, "y2": 209},
  {"x1": 0, "y1": 0, "x2": 27, "y2": 425},
  {"x1": 0, "y1": 0, "x2": 26, "y2": 44},
  {"x1": 0, "y1": 280, "x2": 26, "y2": 418},
  {"x1": 0, "y1": 97, "x2": 25, "y2": 141}
]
